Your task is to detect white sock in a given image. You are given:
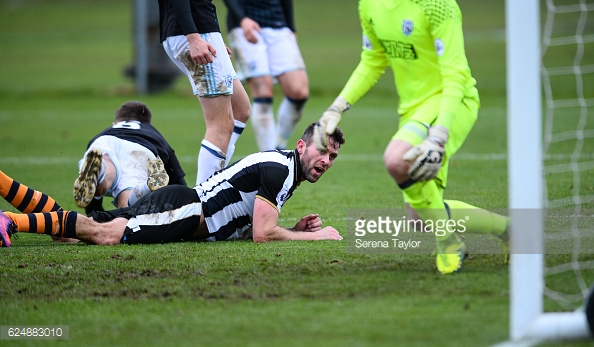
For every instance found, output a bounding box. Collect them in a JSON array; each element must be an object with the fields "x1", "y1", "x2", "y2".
[
  {"x1": 251, "y1": 98, "x2": 277, "y2": 151},
  {"x1": 225, "y1": 119, "x2": 246, "y2": 166},
  {"x1": 276, "y1": 97, "x2": 306, "y2": 149},
  {"x1": 196, "y1": 139, "x2": 226, "y2": 185},
  {"x1": 127, "y1": 183, "x2": 151, "y2": 206}
]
